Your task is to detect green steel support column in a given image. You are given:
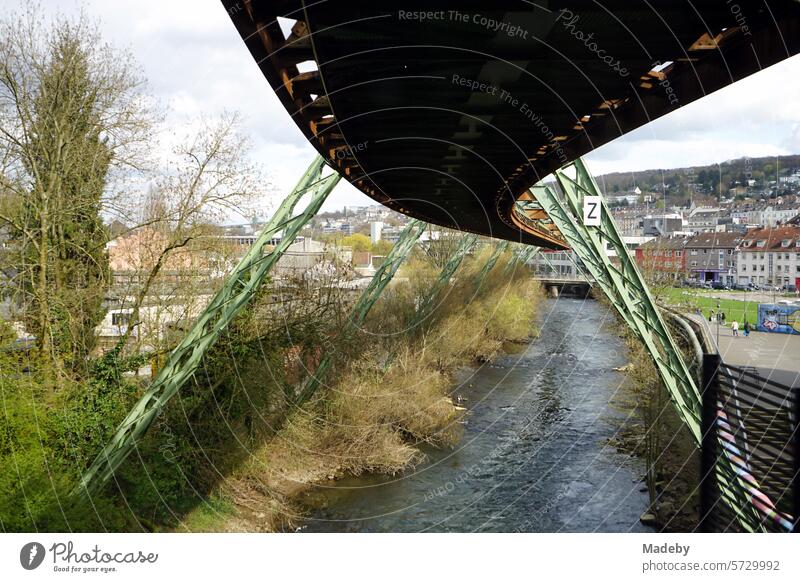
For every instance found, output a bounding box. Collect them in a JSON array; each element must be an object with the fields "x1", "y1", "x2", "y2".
[
  {"x1": 554, "y1": 160, "x2": 702, "y2": 431},
  {"x1": 527, "y1": 189, "x2": 636, "y2": 330},
  {"x1": 533, "y1": 174, "x2": 700, "y2": 440},
  {"x1": 536, "y1": 159, "x2": 761, "y2": 530},
  {"x1": 381, "y1": 233, "x2": 478, "y2": 370},
  {"x1": 475, "y1": 240, "x2": 510, "y2": 287},
  {"x1": 504, "y1": 244, "x2": 540, "y2": 275},
  {"x1": 414, "y1": 233, "x2": 478, "y2": 326},
  {"x1": 76, "y1": 156, "x2": 340, "y2": 495},
  {"x1": 297, "y1": 219, "x2": 427, "y2": 402}
]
